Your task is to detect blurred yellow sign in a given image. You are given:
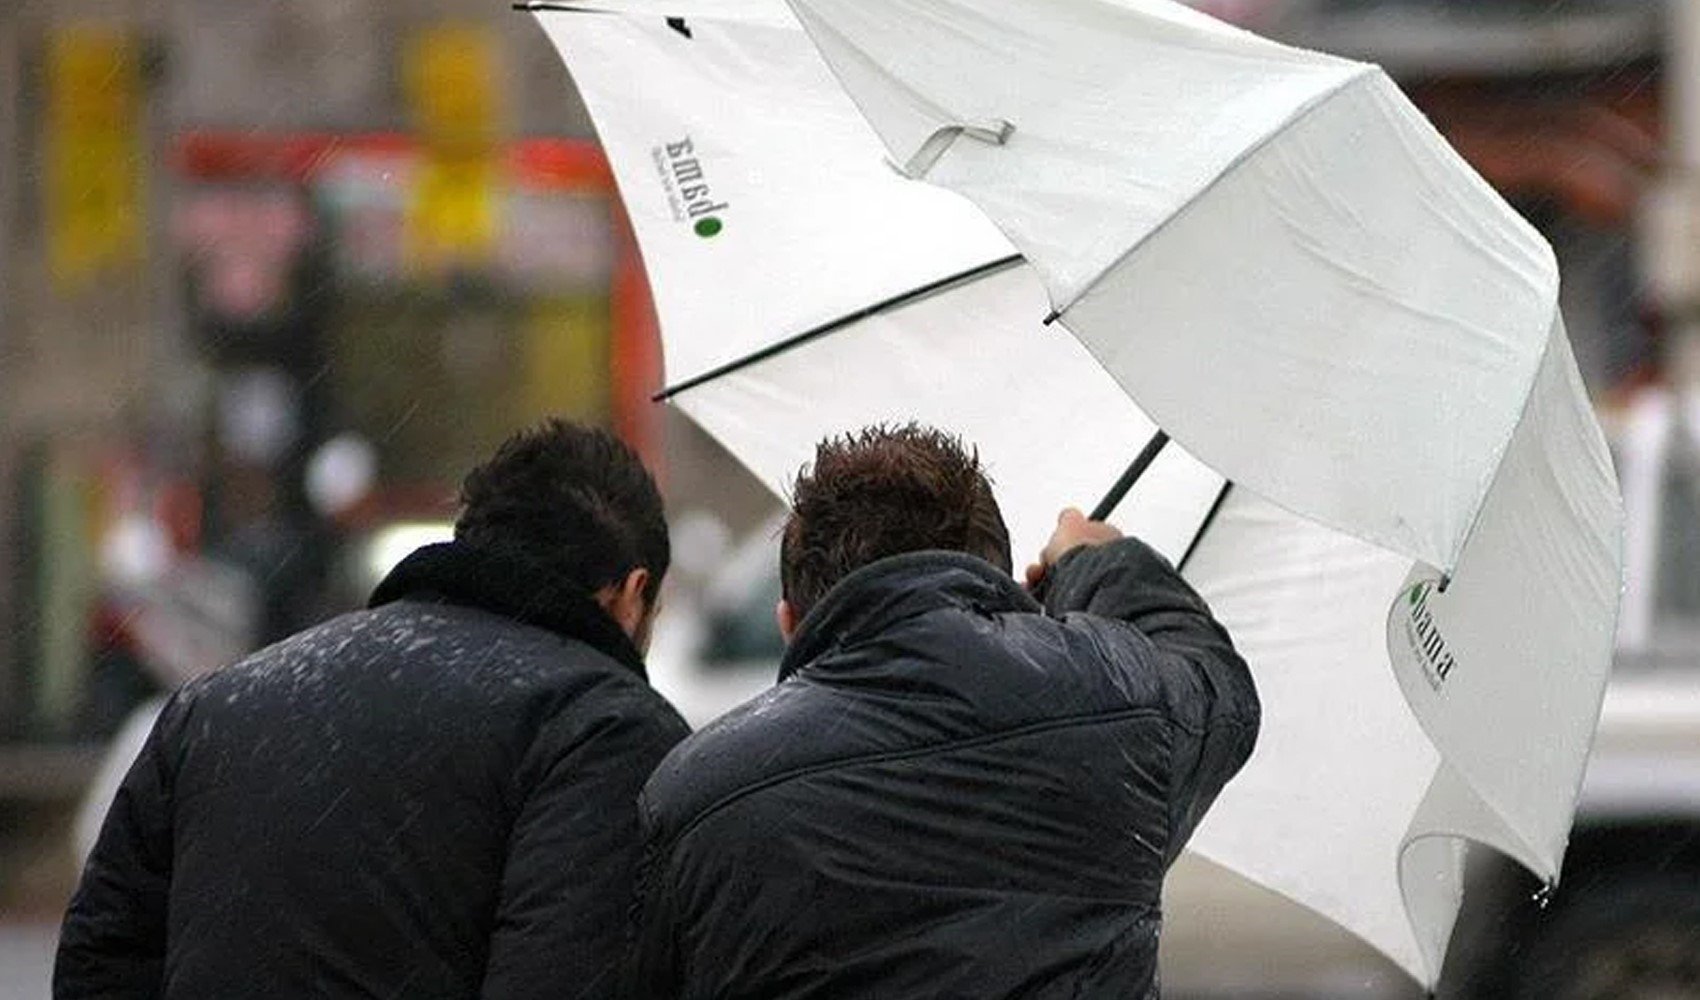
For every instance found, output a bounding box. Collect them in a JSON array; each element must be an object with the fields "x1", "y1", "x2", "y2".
[
  {"x1": 408, "y1": 152, "x2": 499, "y2": 269},
  {"x1": 404, "y1": 25, "x2": 502, "y2": 270},
  {"x1": 405, "y1": 24, "x2": 500, "y2": 148},
  {"x1": 46, "y1": 27, "x2": 144, "y2": 288}
]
